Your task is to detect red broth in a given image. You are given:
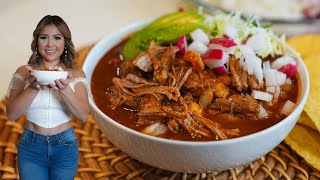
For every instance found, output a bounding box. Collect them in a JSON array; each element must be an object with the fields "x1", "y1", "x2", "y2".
[{"x1": 91, "y1": 38, "x2": 299, "y2": 141}]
